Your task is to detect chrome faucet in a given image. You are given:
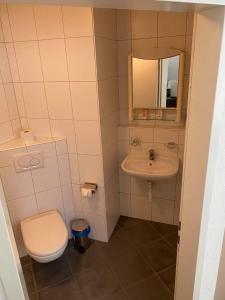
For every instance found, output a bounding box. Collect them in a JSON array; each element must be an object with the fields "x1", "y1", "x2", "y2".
[{"x1": 149, "y1": 149, "x2": 155, "y2": 161}]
